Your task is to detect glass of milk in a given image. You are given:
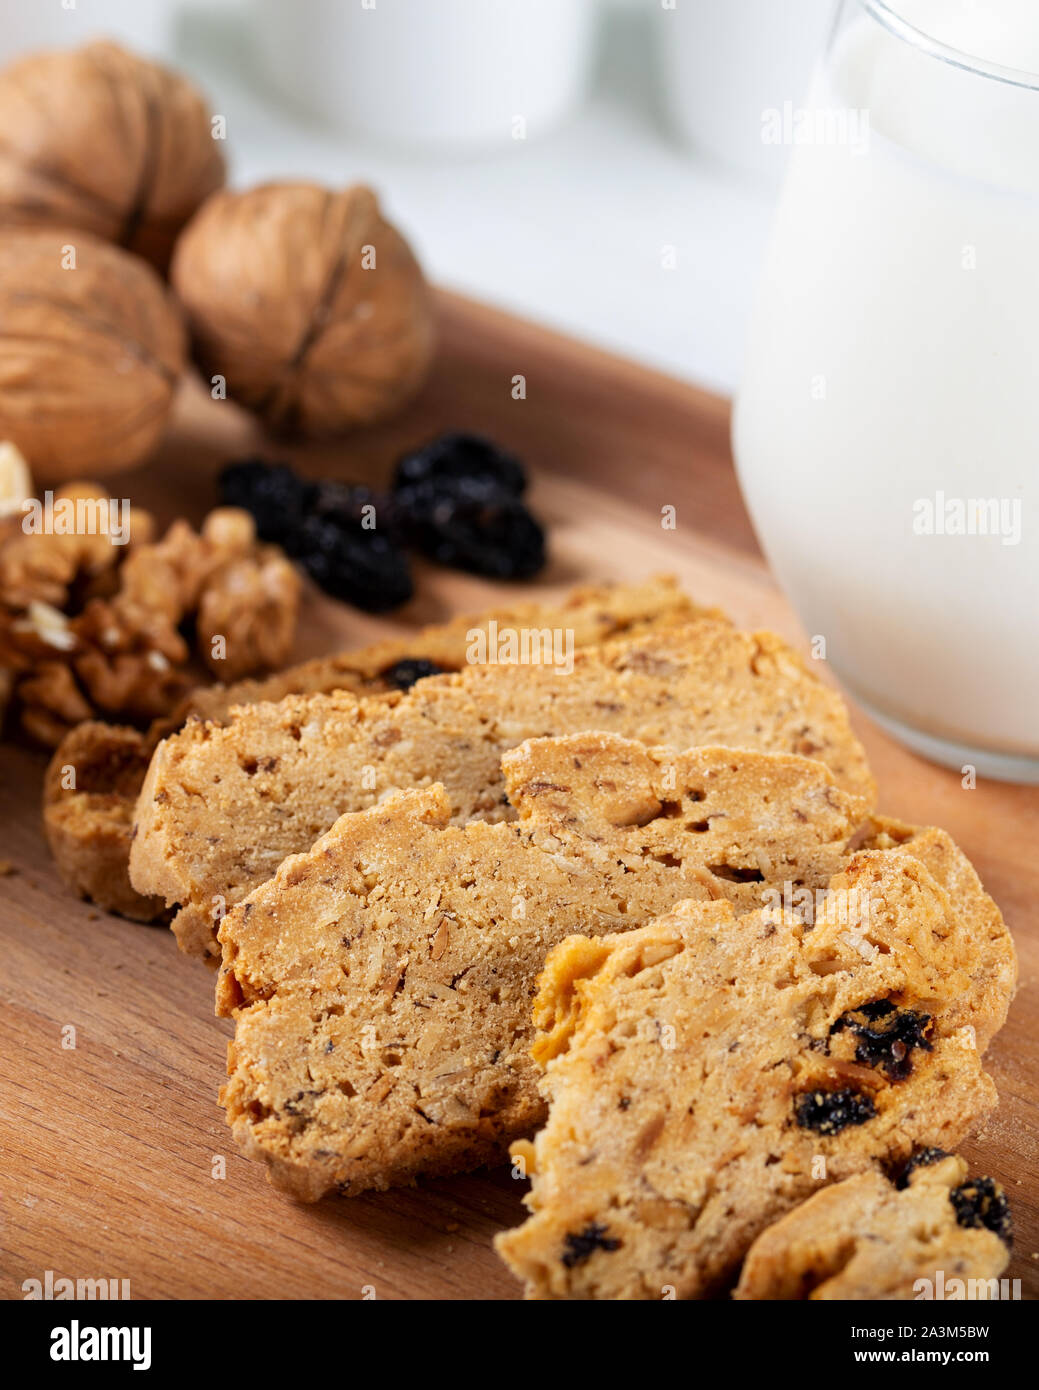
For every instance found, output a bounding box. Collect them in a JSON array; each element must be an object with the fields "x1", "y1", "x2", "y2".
[{"x1": 733, "y1": 0, "x2": 1039, "y2": 782}]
